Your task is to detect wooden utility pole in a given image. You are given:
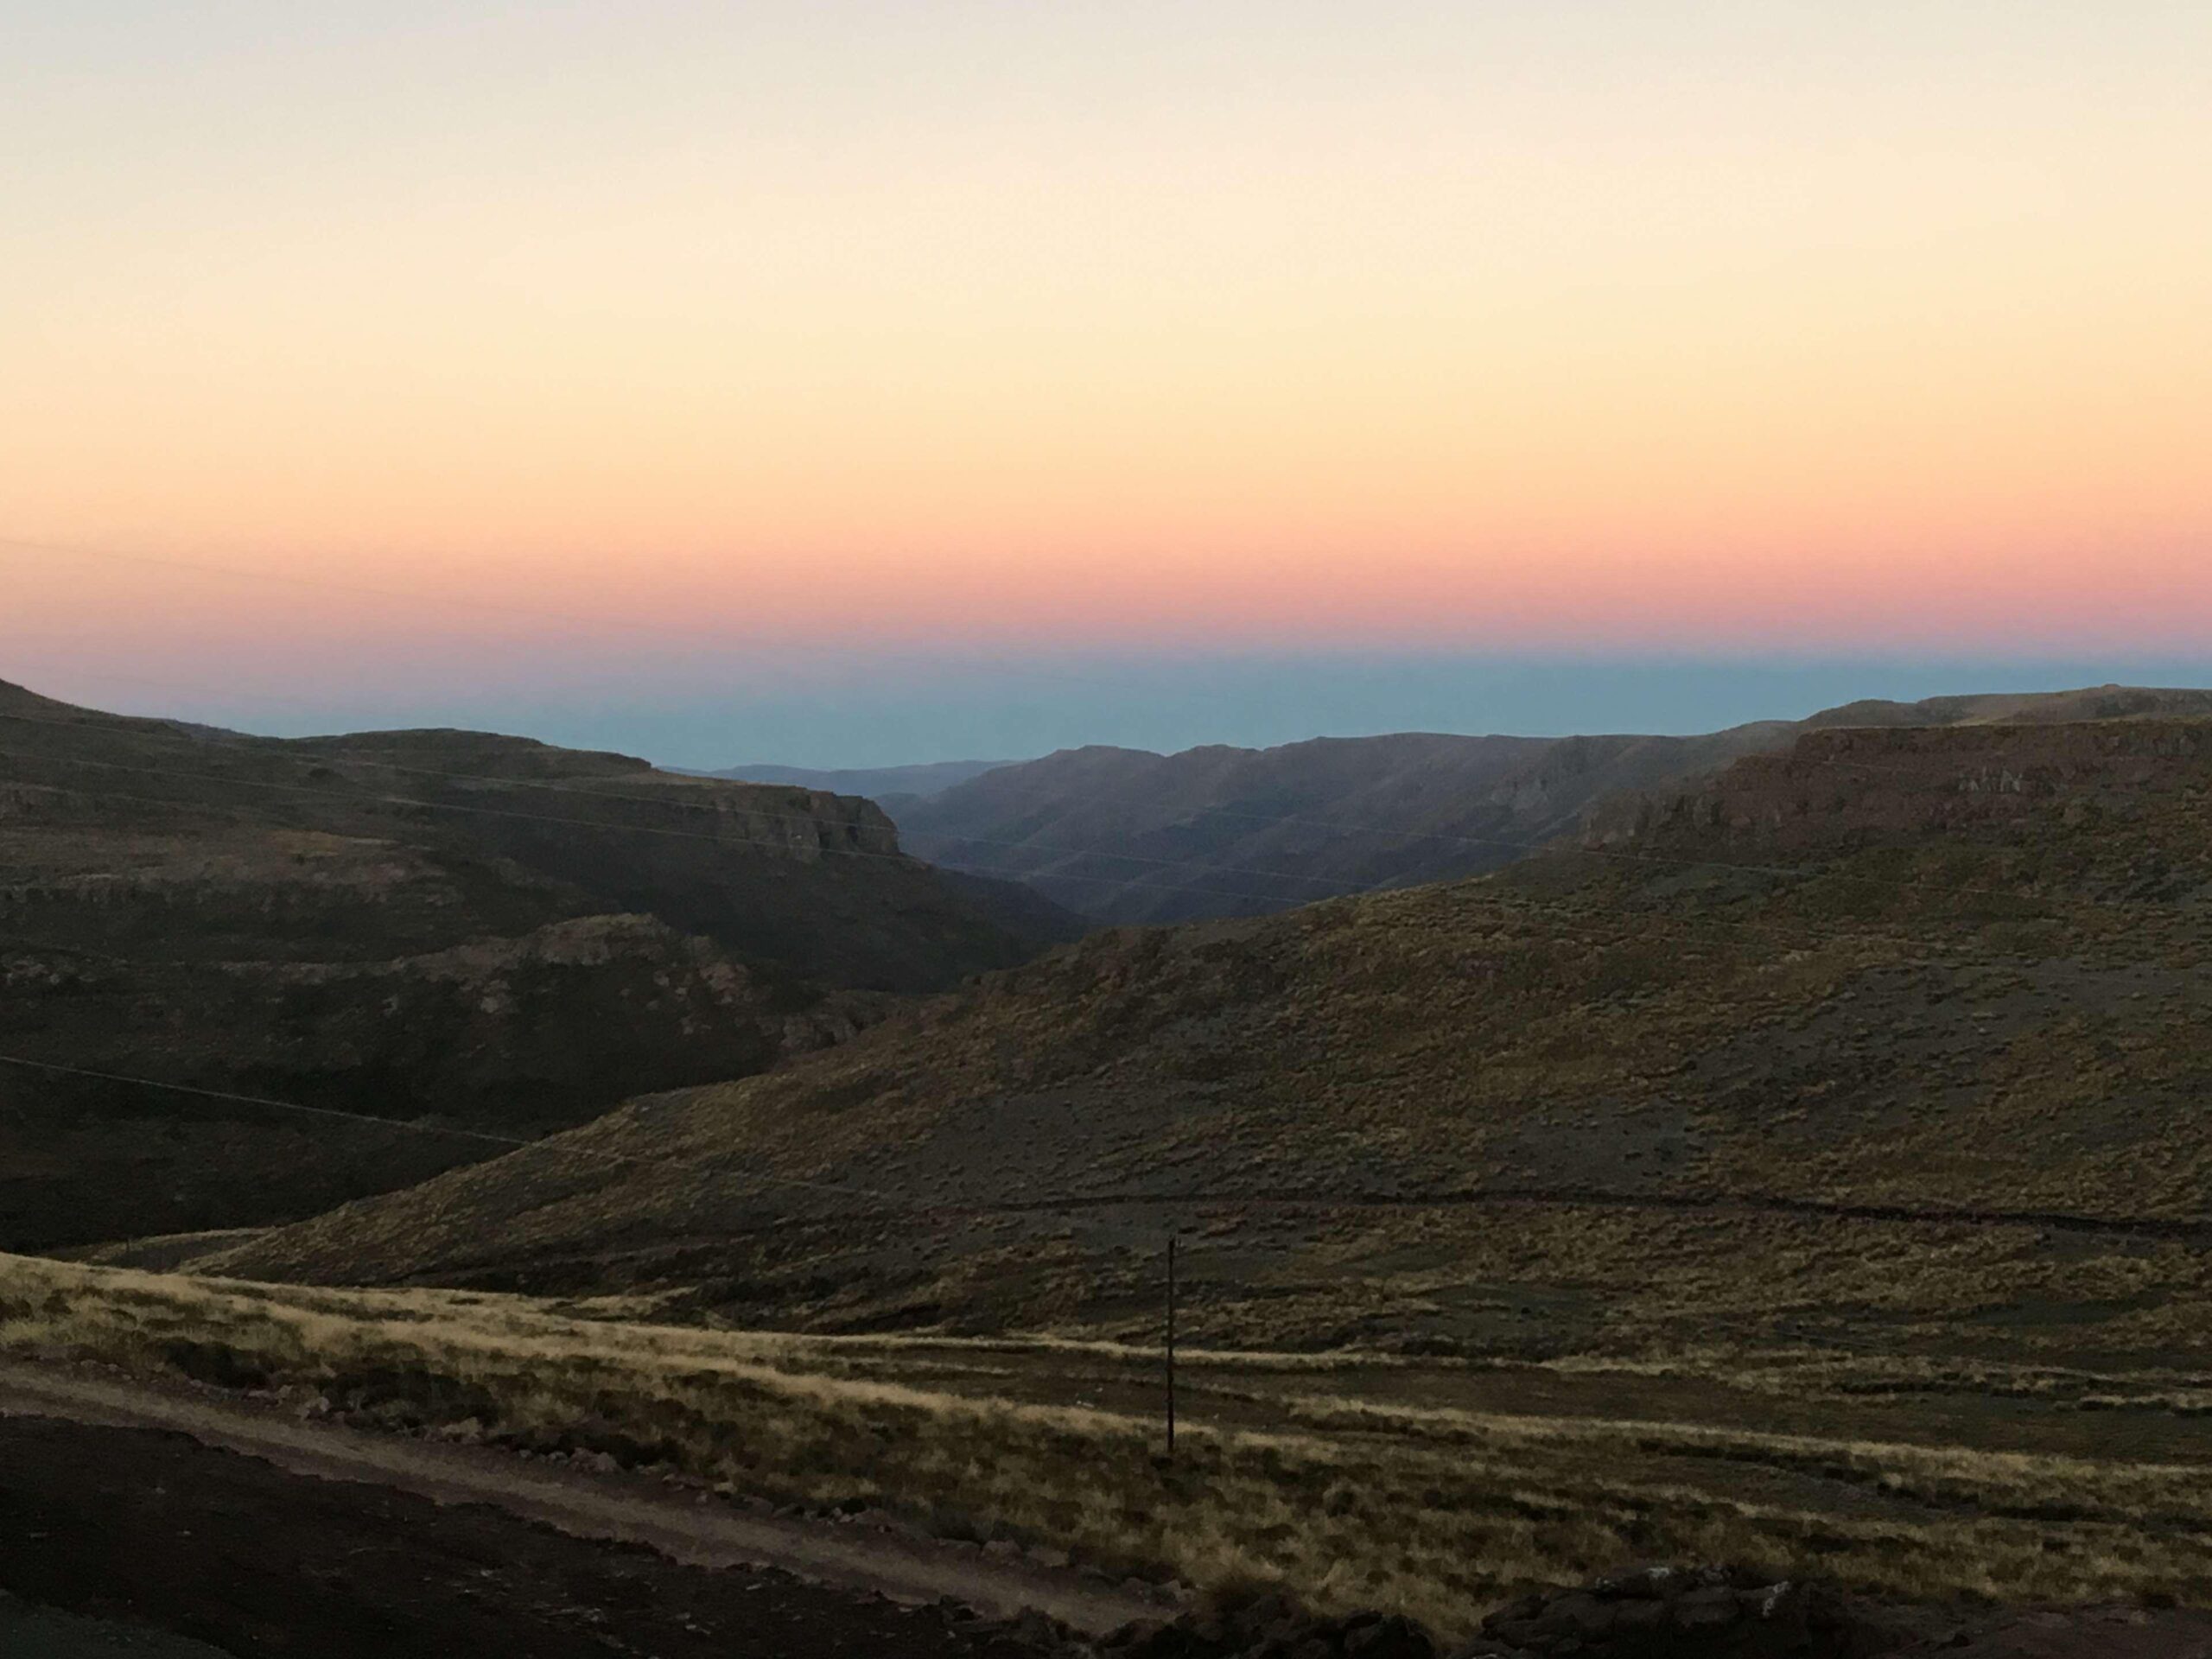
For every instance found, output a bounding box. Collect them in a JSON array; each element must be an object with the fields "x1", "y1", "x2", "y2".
[{"x1": 1165, "y1": 1232, "x2": 1179, "y2": 1456}]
